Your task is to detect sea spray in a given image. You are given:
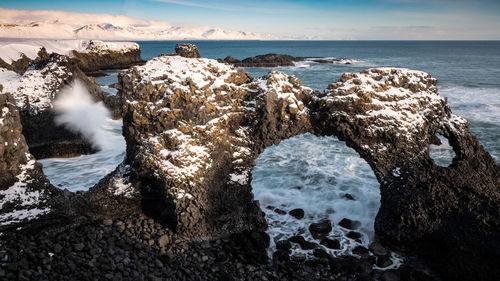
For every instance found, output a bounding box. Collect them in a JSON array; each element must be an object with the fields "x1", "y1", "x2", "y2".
[{"x1": 53, "y1": 80, "x2": 111, "y2": 150}]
